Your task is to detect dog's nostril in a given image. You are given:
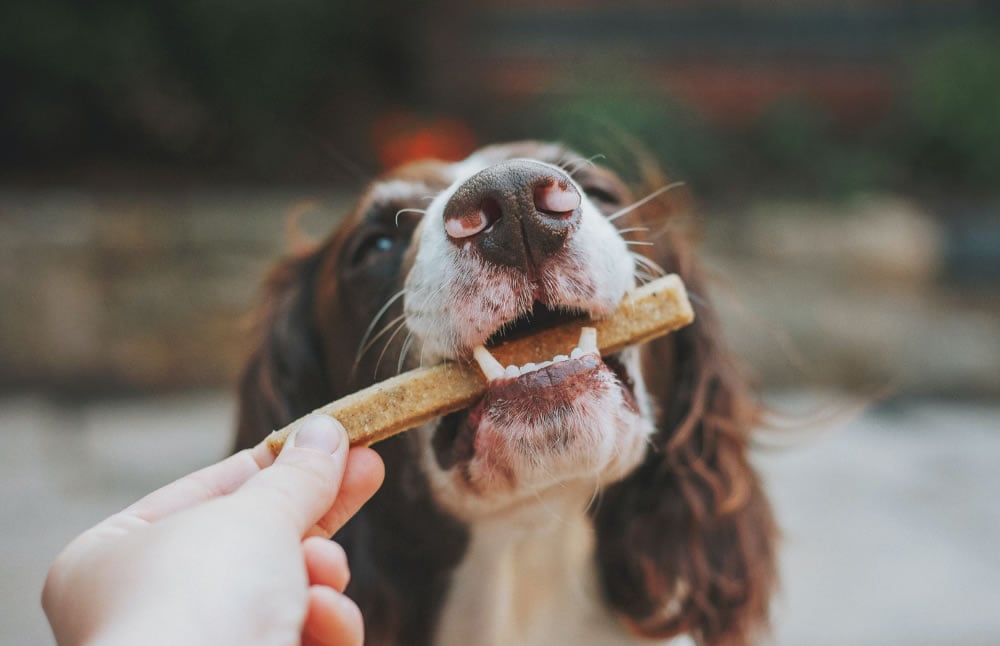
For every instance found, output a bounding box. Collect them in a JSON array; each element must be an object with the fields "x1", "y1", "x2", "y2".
[
  {"x1": 533, "y1": 181, "x2": 580, "y2": 217},
  {"x1": 445, "y1": 198, "x2": 502, "y2": 239},
  {"x1": 444, "y1": 210, "x2": 487, "y2": 239},
  {"x1": 442, "y1": 160, "x2": 581, "y2": 270}
]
